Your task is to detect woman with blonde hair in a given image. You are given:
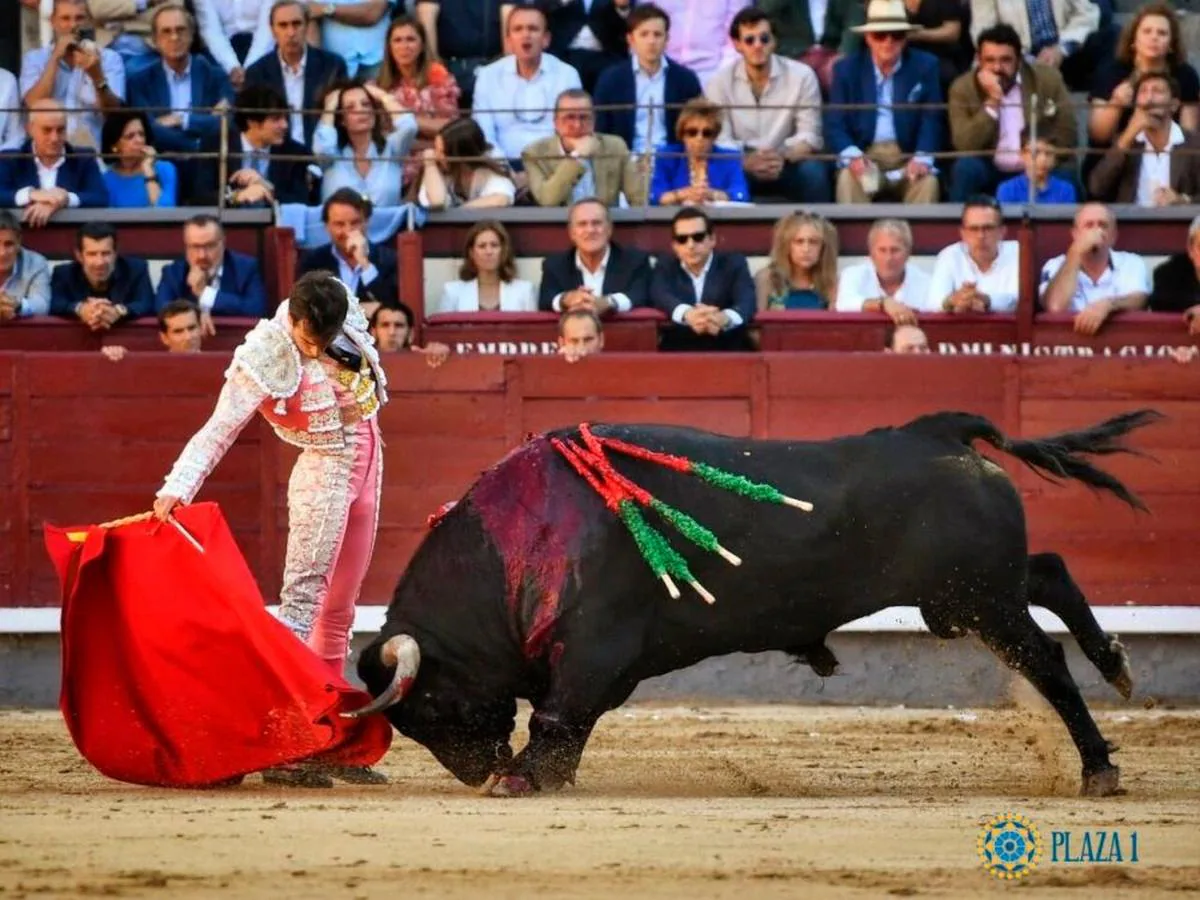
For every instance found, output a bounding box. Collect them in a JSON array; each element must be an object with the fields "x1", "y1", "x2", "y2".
[
  {"x1": 755, "y1": 211, "x2": 839, "y2": 310},
  {"x1": 438, "y1": 220, "x2": 537, "y2": 312},
  {"x1": 649, "y1": 97, "x2": 749, "y2": 206}
]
